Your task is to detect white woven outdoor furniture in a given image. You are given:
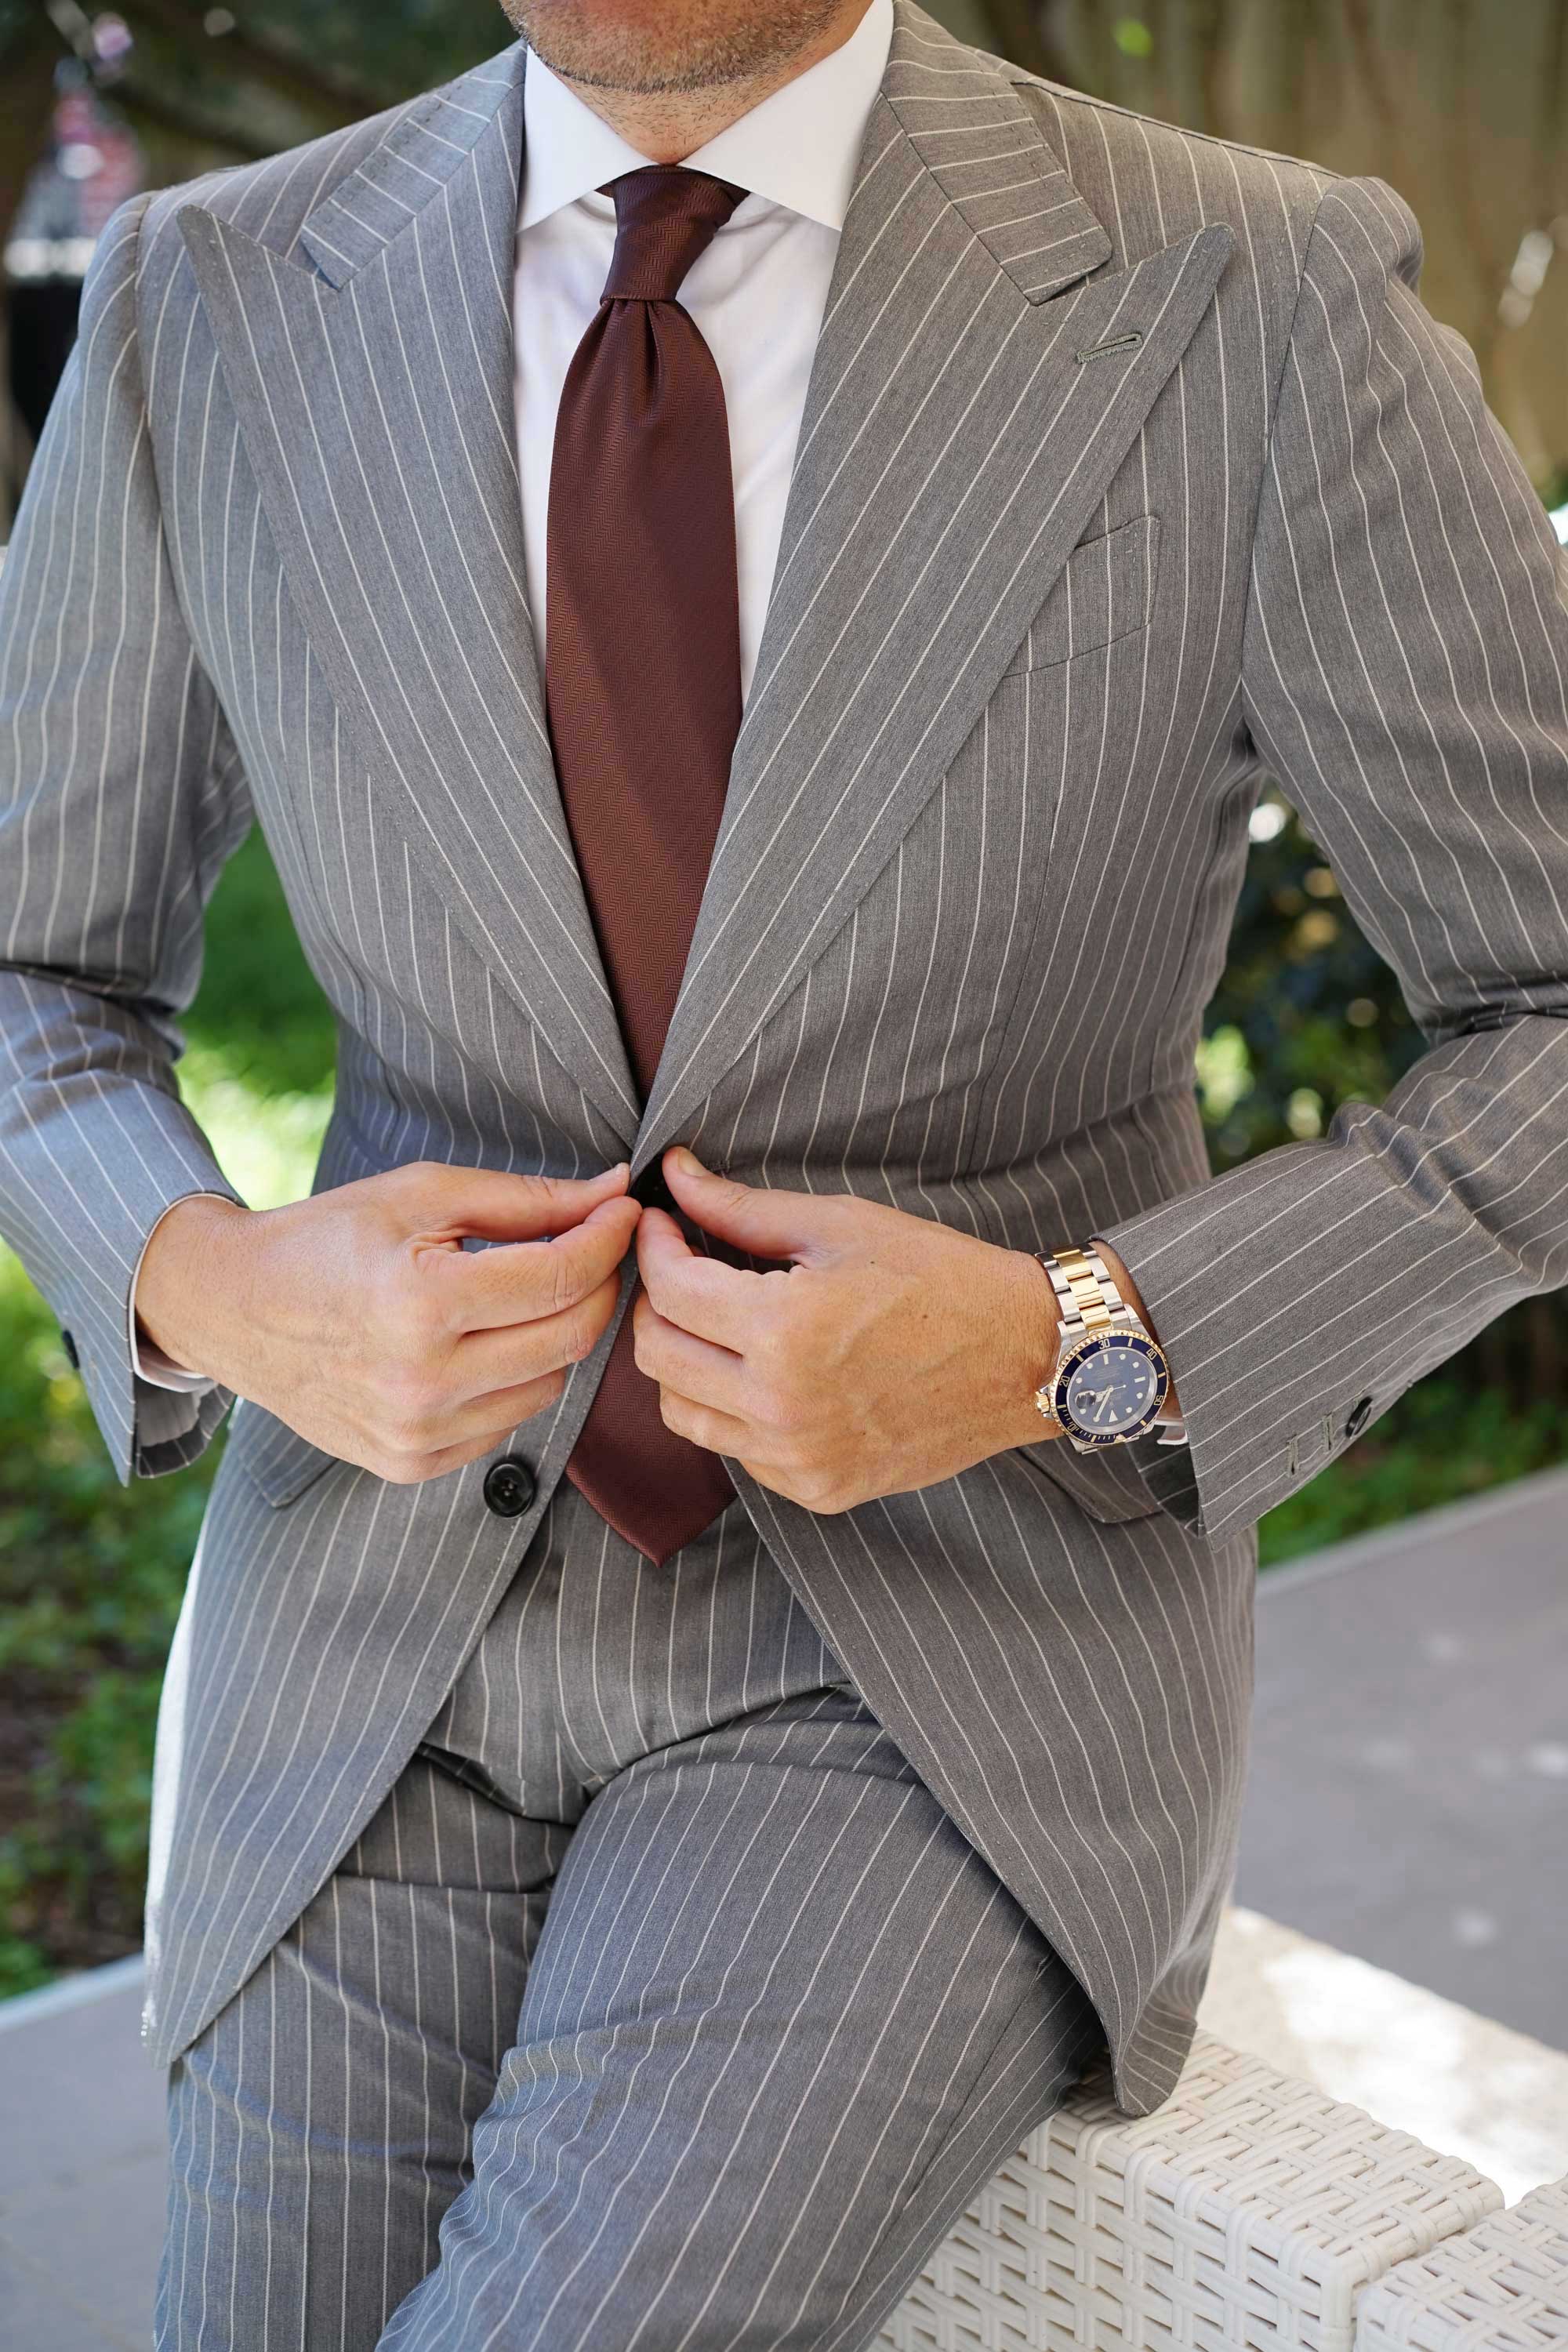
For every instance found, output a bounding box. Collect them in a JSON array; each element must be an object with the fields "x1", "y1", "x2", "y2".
[
  {"x1": 880, "y1": 2029, "x2": 1503, "y2": 2352},
  {"x1": 1356, "y1": 2174, "x2": 1568, "y2": 2352}
]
